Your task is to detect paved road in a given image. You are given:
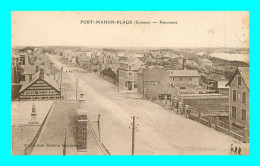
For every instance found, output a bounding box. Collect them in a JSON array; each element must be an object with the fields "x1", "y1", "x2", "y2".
[{"x1": 48, "y1": 54, "x2": 248, "y2": 155}]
